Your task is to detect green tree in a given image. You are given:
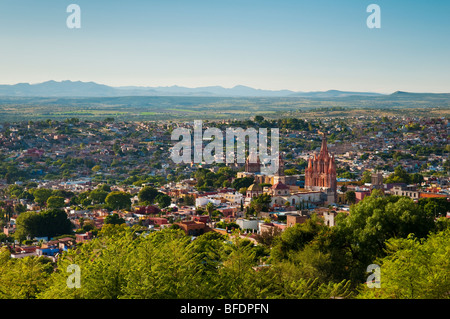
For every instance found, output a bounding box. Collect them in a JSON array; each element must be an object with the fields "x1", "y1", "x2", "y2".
[
  {"x1": 14, "y1": 211, "x2": 41, "y2": 241},
  {"x1": 97, "y1": 184, "x2": 111, "y2": 192},
  {"x1": 39, "y1": 225, "x2": 135, "y2": 299},
  {"x1": 205, "y1": 202, "x2": 215, "y2": 220},
  {"x1": 332, "y1": 190, "x2": 435, "y2": 283},
  {"x1": 418, "y1": 198, "x2": 450, "y2": 218},
  {"x1": 284, "y1": 168, "x2": 300, "y2": 176},
  {"x1": 104, "y1": 213, "x2": 126, "y2": 225},
  {"x1": 6, "y1": 185, "x2": 24, "y2": 198},
  {"x1": 385, "y1": 166, "x2": 411, "y2": 184},
  {"x1": 216, "y1": 221, "x2": 240, "y2": 231},
  {"x1": 358, "y1": 229, "x2": 450, "y2": 299},
  {"x1": 254, "y1": 225, "x2": 282, "y2": 248},
  {"x1": 217, "y1": 236, "x2": 260, "y2": 298},
  {"x1": 46, "y1": 196, "x2": 65, "y2": 209},
  {"x1": 155, "y1": 193, "x2": 171, "y2": 208},
  {"x1": 232, "y1": 177, "x2": 254, "y2": 191},
  {"x1": 338, "y1": 172, "x2": 356, "y2": 180},
  {"x1": 33, "y1": 189, "x2": 53, "y2": 206},
  {"x1": 254, "y1": 115, "x2": 264, "y2": 124},
  {"x1": 89, "y1": 189, "x2": 108, "y2": 204},
  {"x1": 14, "y1": 209, "x2": 73, "y2": 241},
  {"x1": 250, "y1": 193, "x2": 272, "y2": 213},
  {"x1": 105, "y1": 192, "x2": 131, "y2": 211},
  {"x1": 272, "y1": 215, "x2": 326, "y2": 261},
  {"x1": 35, "y1": 224, "x2": 358, "y2": 300},
  {"x1": 138, "y1": 186, "x2": 159, "y2": 204},
  {"x1": 345, "y1": 191, "x2": 356, "y2": 205},
  {"x1": 238, "y1": 187, "x2": 248, "y2": 195},
  {"x1": 183, "y1": 195, "x2": 195, "y2": 206},
  {"x1": 411, "y1": 173, "x2": 424, "y2": 184},
  {"x1": 14, "y1": 203, "x2": 27, "y2": 214},
  {"x1": 361, "y1": 170, "x2": 372, "y2": 183},
  {"x1": 0, "y1": 254, "x2": 53, "y2": 299}
]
